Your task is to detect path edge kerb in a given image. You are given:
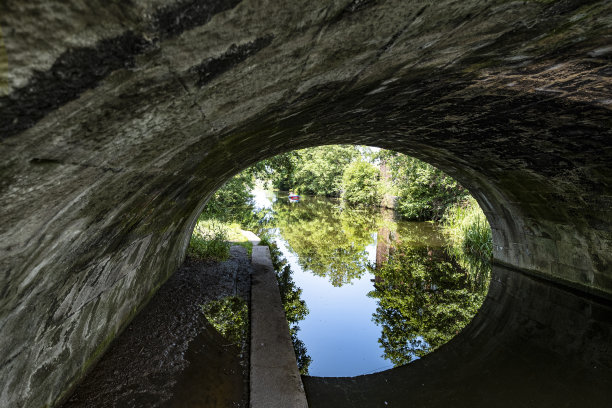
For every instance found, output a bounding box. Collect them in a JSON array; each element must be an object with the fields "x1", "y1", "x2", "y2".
[{"x1": 250, "y1": 245, "x2": 309, "y2": 408}]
